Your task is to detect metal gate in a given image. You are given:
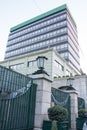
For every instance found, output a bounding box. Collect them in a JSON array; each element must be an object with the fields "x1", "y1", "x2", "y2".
[
  {"x1": 0, "y1": 65, "x2": 37, "y2": 130},
  {"x1": 51, "y1": 87, "x2": 71, "y2": 128},
  {"x1": 78, "y1": 97, "x2": 85, "y2": 110}
]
